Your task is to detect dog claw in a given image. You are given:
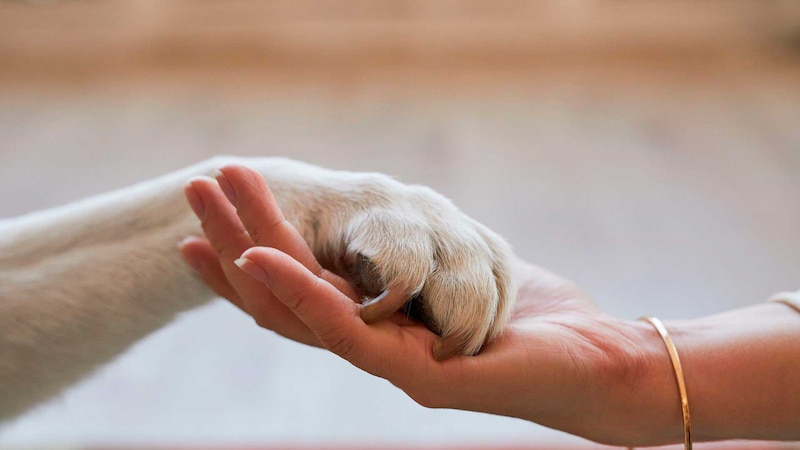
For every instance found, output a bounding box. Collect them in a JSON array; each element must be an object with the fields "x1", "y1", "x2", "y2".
[
  {"x1": 359, "y1": 288, "x2": 471, "y2": 360},
  {"x1": 433, "y1": 334, "x2": 464, "y2": 361},
  {"x1": 359, "y1": 287, "x2": 408, "y2": 324}
]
